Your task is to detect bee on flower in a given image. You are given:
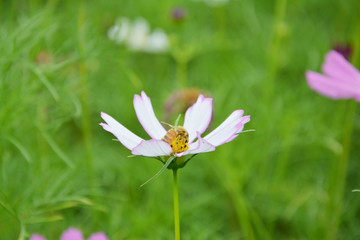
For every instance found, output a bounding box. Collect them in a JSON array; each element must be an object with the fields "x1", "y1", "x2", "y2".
[{"x1": 100, "y1": 91, "x2": 250, "y2": 161}]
